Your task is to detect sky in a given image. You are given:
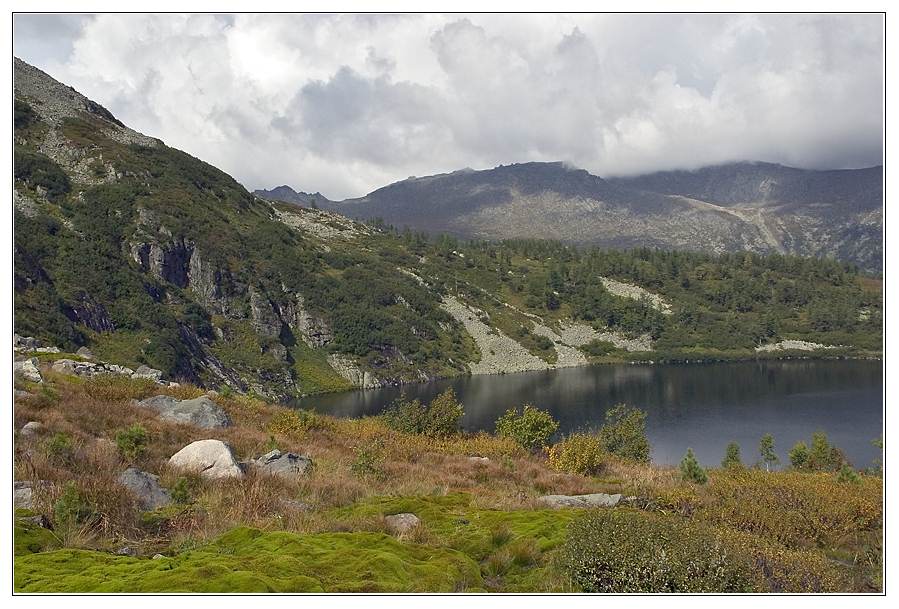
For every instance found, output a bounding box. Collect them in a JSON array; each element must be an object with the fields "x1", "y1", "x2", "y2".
[{"x1": 13, "y1": 13, "x2": 884, "y2": 200}]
